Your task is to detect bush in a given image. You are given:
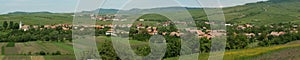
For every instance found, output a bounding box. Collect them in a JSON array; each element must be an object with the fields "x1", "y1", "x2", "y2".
[
  {"x1": 39, "y1": 51, "x2": 46, "y2": 55},
  {"x1": 6, "y1": 42, "x2": 15, "y2": 47},
  {"x1": 52, "y1": 51, "x2": 61, "y2": 55}
]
